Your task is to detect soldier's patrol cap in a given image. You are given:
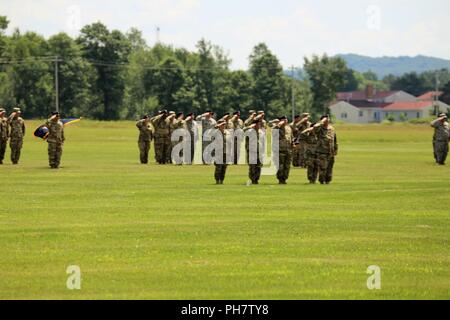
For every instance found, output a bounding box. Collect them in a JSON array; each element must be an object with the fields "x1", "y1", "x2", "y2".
[
  {"x1": 51, "y1": 111, "x2": 60, "y2": 116},
  {"x1": 294, "y1": 114, "x2": 301, "y2": 119},
  {"x1": 176, "y1": 112, "x2": 184, "y2": 118},
  {"x1": 278, "y1": 116, "x2": 288, "y2": 121},
  {"x1": 233, "y1": 111, "x2": 240, "y2": 116},
  {"x1": 258, "y1": 110, "x2": 265, "y2": 114},
  {"x1": 206, "y1": 110, "x2": 212, "y2": 114},
  {"x1": 187, "y1": 112, "x2": 194, "y2": 117},
  {"x1": 320, "y1": 114, "x2": 330, "y2": 120},
  {"x1": 249, "y1": 110, "x2": 256, "y2": 114},
  {"x1": 438, "y1": 113, "x2": 447, "y2": 119},
  {"x1": 169, "y1": 111, "x2": 175, "y2": 115},
  {"x1": 0, "y1": 108, "x2": 5, "y2": 113},
  {"x1": 142, "y1": 115, "x2": 149, "y2": 119},
  {"x1": 301, "y1": 113, "x2": 310, "y2": 117},
  {"x1": 222, "y1": 112, "x2": 230, "y2": 117},
  {"x1": 13, "y1": 107, "x2": 21, "y2": 113},
  {"x1": 252, "y1": 120, "x2": 260, "y2": 125}
]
